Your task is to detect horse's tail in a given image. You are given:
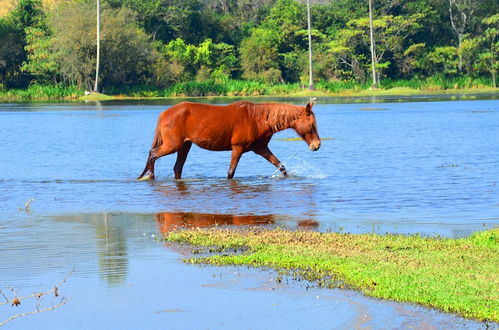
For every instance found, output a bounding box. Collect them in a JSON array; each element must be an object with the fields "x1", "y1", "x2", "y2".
[
  {"x1": 150, "y1": 123, "x2": 163, "y2": 150},
  {"x1": 137, "y1": 124, "x2": 163, "y2": 180}
]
